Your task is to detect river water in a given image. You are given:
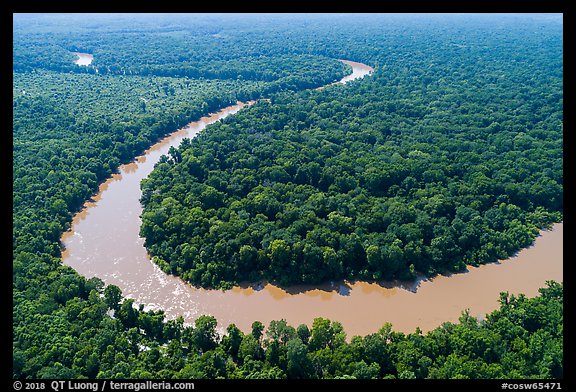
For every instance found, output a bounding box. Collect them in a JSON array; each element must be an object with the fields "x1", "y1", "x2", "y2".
[
  {"x1": 338, "y1": 60, "x2": 373, "y2": 84},
  {"x1": 61, "y1": 60, "x2": 562, "y2": 337},
  {"x1": 72, "y1": 52, "x2": 93, "y2": 66}
]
